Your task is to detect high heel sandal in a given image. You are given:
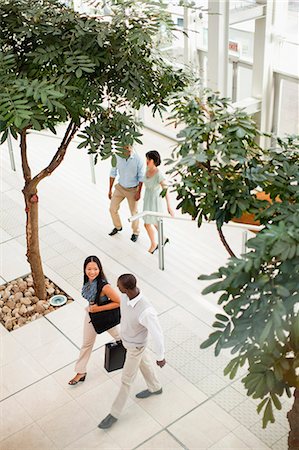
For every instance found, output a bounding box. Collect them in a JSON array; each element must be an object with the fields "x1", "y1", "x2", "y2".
[
  {"x1": 68, "y1": 373, "x2": 86, "y2": 385},
  {"x1": 149, "y1": 245, "x2": 158, "y2": 254}
]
